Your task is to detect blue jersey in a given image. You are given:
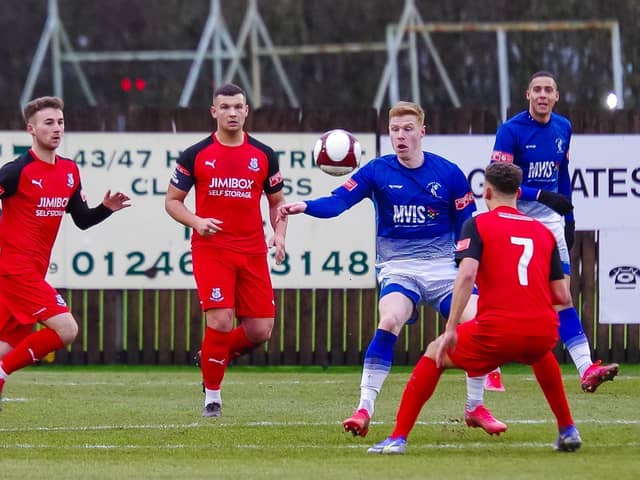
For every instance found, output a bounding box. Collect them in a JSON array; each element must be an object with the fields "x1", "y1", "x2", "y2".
[
  {"x1": 492, "y1": 110, "x2": 572, "y2": 219},
  {"x1": 329, "y1": 152, "x2": 475, "y2": 263}
]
